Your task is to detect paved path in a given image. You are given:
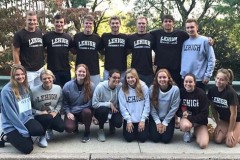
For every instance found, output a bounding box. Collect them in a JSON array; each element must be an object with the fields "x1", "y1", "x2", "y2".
[{"x1": 1, "y1": 117, "x2": 240, "y2": 159}]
